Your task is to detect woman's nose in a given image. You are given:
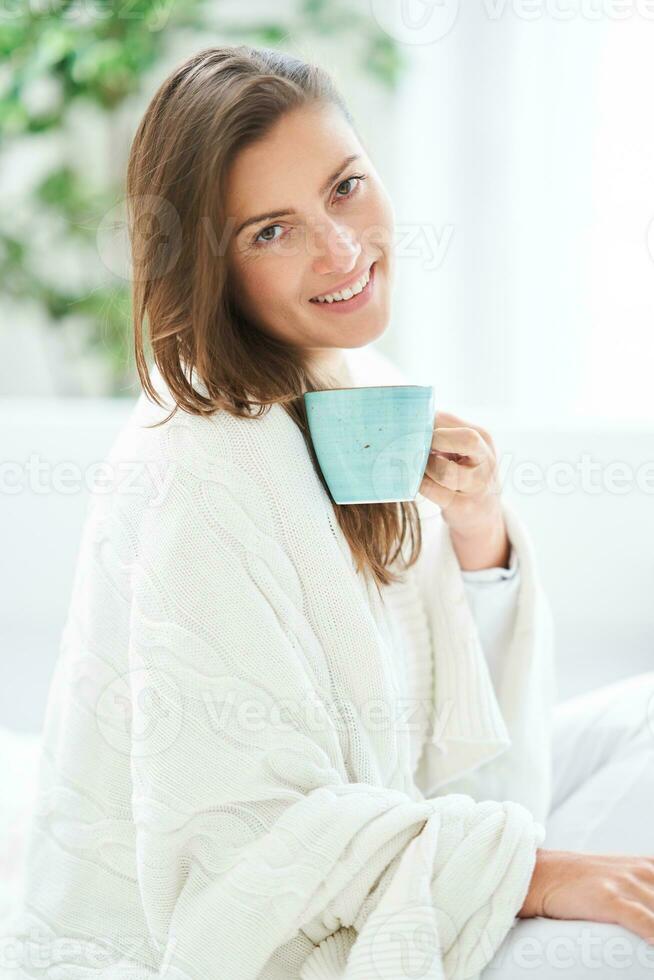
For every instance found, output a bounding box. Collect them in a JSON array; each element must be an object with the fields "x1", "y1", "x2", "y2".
[{"x1": 310, "y1": 219, "x2": 361, "y2": 276}]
